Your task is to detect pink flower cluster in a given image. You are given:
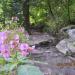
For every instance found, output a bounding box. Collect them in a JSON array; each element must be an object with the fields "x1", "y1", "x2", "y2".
[{"x1": 0, "y1": 31, "x2": 34, "y2": 60}]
